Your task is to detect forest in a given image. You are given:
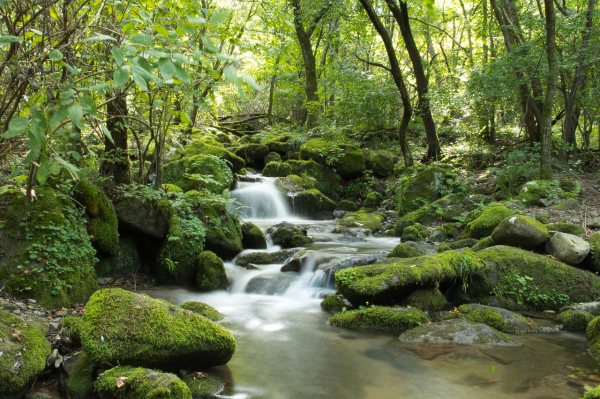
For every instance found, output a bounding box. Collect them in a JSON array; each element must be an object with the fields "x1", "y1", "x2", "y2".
[{"x1": 1, "y1": 0, "x2": 600, "y2": 398}]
